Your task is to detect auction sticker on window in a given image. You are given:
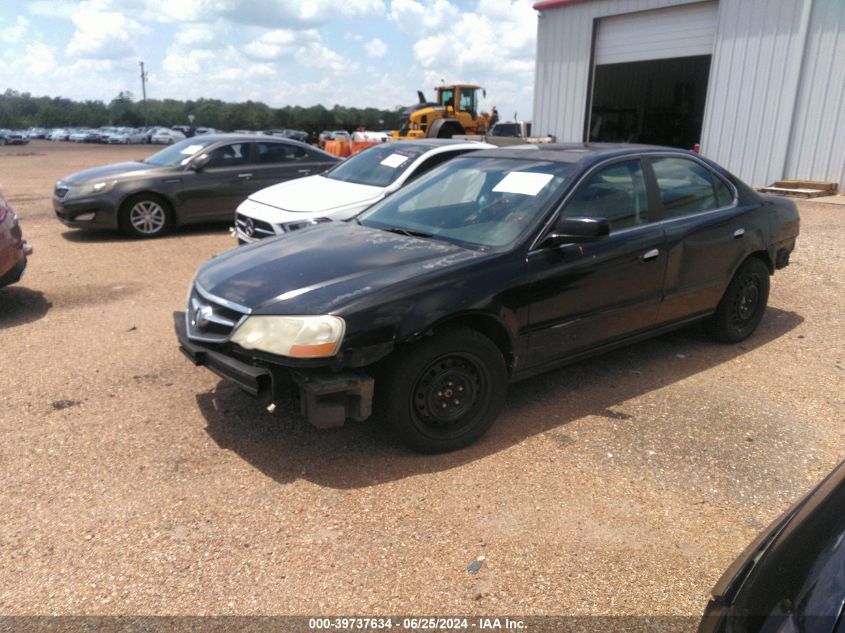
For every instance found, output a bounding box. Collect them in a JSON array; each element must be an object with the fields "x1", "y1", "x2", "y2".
[
  {"x1": 181, "y1": 144, "x2": 204, "y2": 155},
  {"x1": 493, "y1": 171, "x2": 554, "y2": 196},
  {"x1": 380, "y1": 153, "x2": 410, "y2": 169}
]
